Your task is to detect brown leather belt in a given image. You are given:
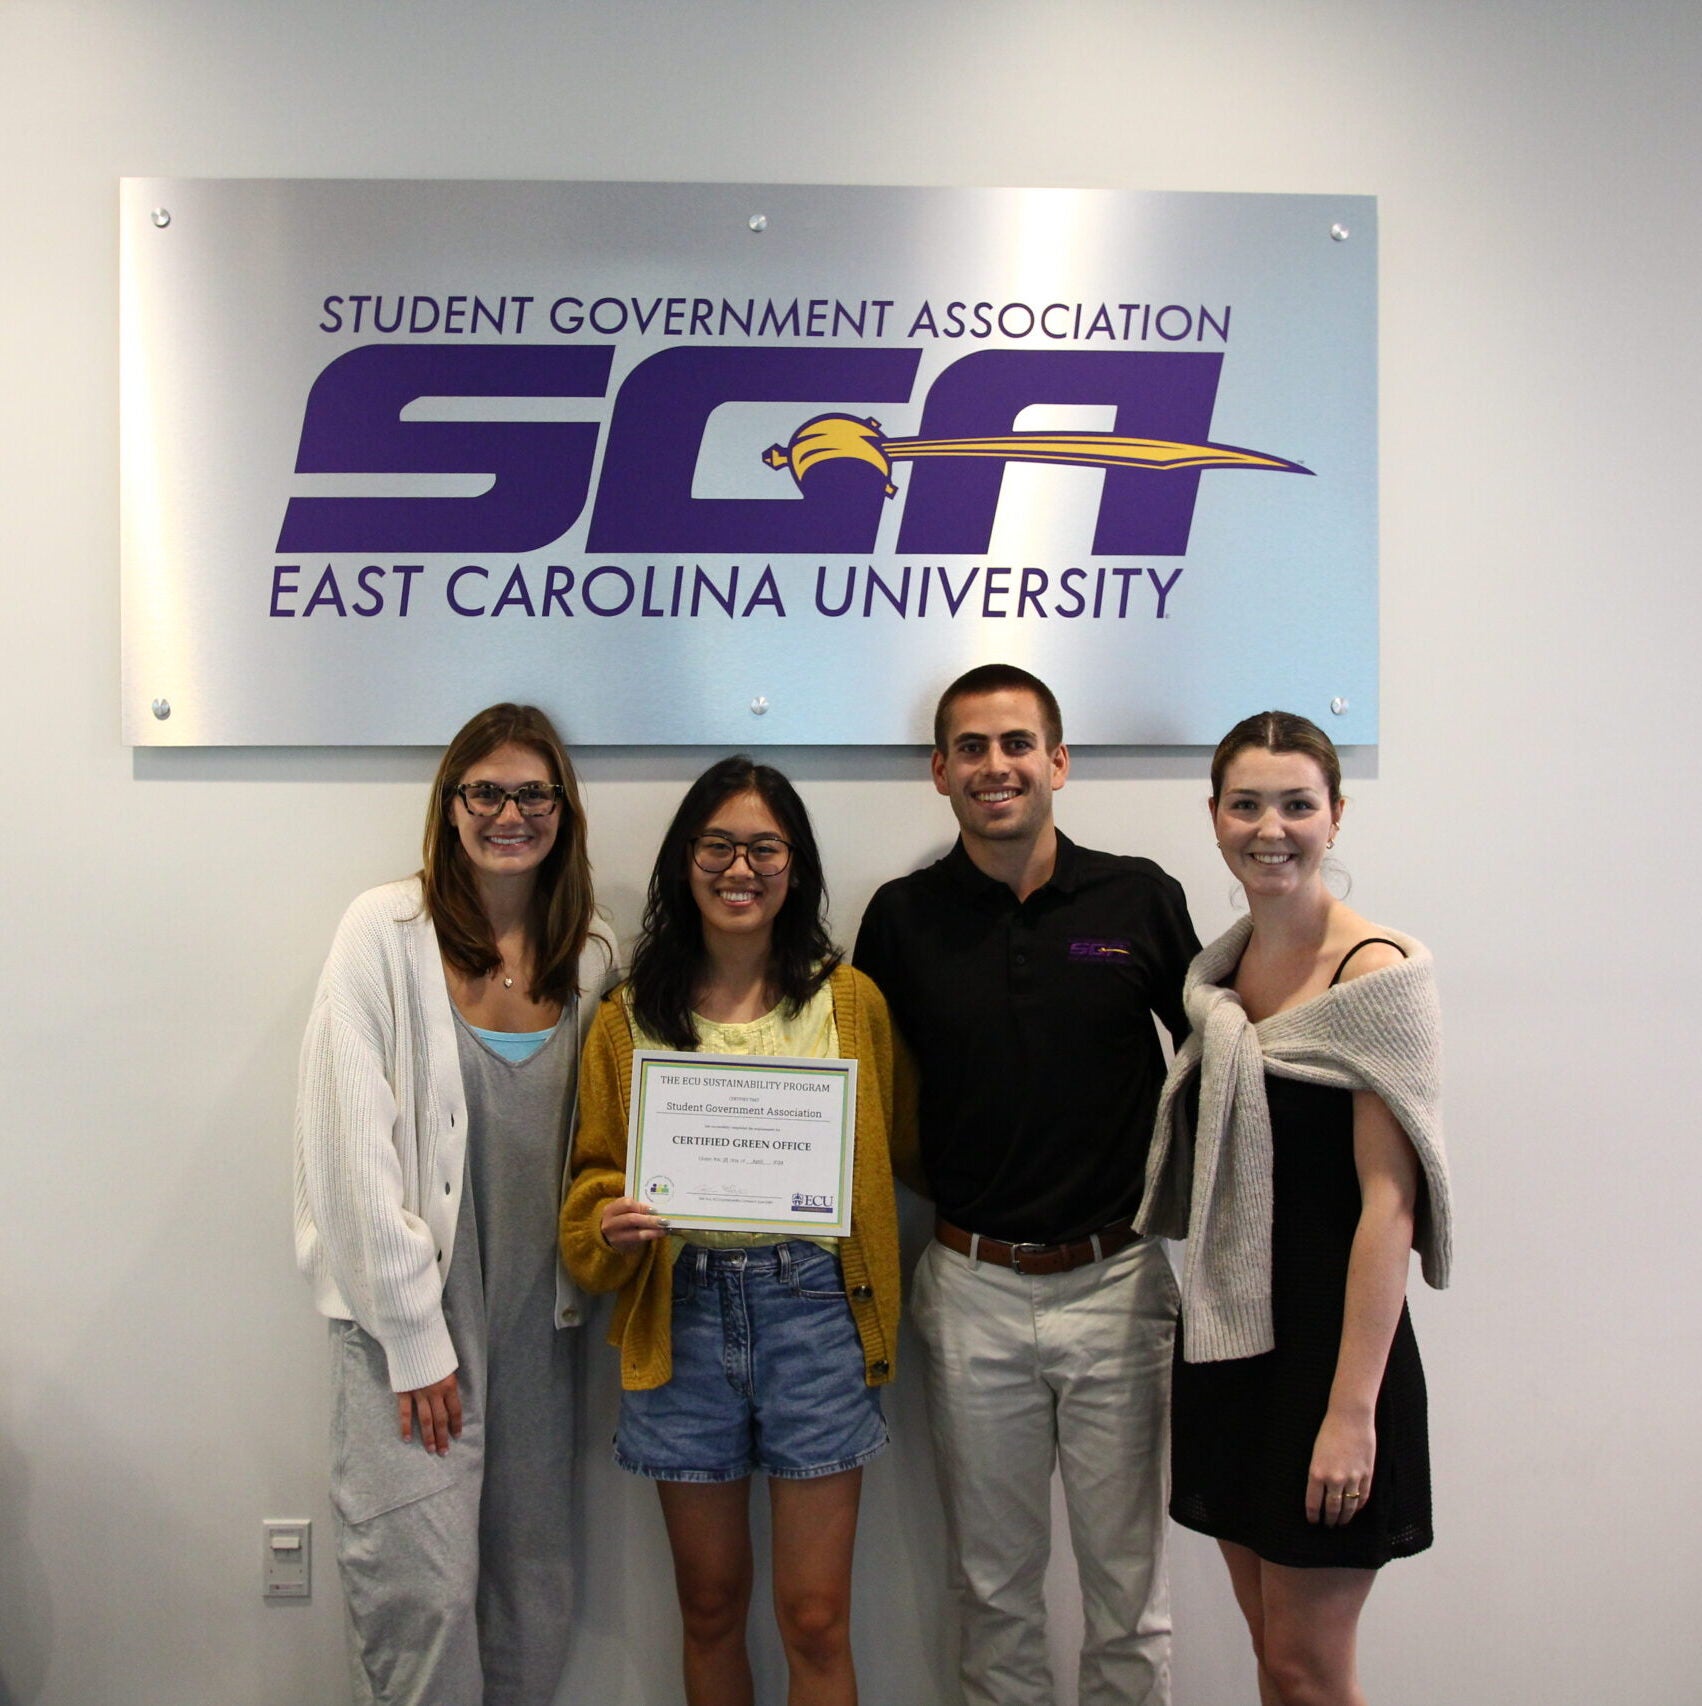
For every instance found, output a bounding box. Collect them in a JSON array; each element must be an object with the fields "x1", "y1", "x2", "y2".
[{"x1": 933, "y1": 1216, "x2": 1142, "y2": 1276}]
